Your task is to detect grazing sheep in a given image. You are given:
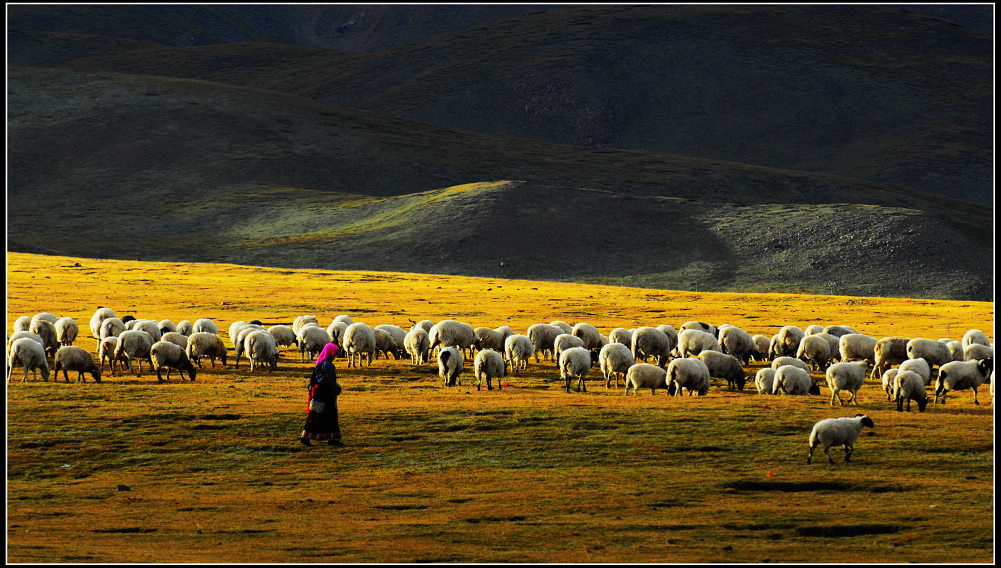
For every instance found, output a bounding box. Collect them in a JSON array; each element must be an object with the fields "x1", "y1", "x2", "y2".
[
  {"x1": 678, "y1": 329, "x2": 721, "y2": 358},
  {"x1": 599, "y1": 342, "x2": 635, "y2": 388},
  {"x1": 796, "y1": 334, "x2": 834, "y2": 371},
  {"x1": 770, "y1": 326, "x2": 805, "y2": 359},
  {"x1": 130, "y1": 319, "x2": 163, "y2": 344},
  {"x1": 333, "y1": 314, "x2": 354, "y2": 327},
  {"x1": 228, "y1": 321, "x2": 248, "y2": 345},
  {"x1": 838, "y1": 334, "x2": 877, "y2": 367},
  {"x1": 9, "y1": 330, "x2": 44, "y2": 349},
  {"x1": 98, "y1": 336, "x2": 123, "y2": 372},
  {"x1": 244, "y1": 330, "x2": 279, "y2": 372},
  {"x1": 54, "y1": 317, "x2": 79, "y2": 347},
  {"x1": 473, "y1": 326, "x2": 507, "y2": 353},
  {"x1": 30, "y1": 319, "x2": 60, "y2": 357},
  {"x1": 608, "y1": 328, "x2": 633, "y2": 348},
  {"x1": 656, "y1": 325, "x2": 680, "y2": 354},
  {"x1": 343, "y1": 322, "x2": 377, "y2": 368},
  {"x1": 898, "y1": 358, "x2": 932, "y2": 387},
  {"x1": 53, "y1": 345, "x2": 102, "y2": 382},
  {"x1": 404, "y1": 327, "x2": 431, "y2": 365},
  {"x1": 624, "y1": 363, "x2": 670, "y2": 395},
  {"x1": 666, "y1": 357, "x2": 711, "y2": 396},
  {"x1": 772, "y1": 365, "x2": 820, "y2": 396},
  {"x1": 504, "y1": 334, "x2": 534, "y2": 375},
  {"x1": 550, "y1": 321, "x2": 572, "y2": 334},
  {"x1": 719, "y1": 325, "x2": 755, "y2": 365},
  {"x1": 113, "y1": 329, "x2": 155, "y2": 376},
  {"x1": 30, "y1": 312, "x2": 58, "y2": 328},
  {"x1": 232, "y1": 324, "x2": 267, "y2": 367},
  {"x1": 327, "y1": 321, "x2": 348, "y2": 347},
  {"x1": 428, "y1": 320, "x2": 476, "y2": 357},
  {"x1": 822, "y1": 325, "x2": 859, "y2": 338},
  {"x1": 292, "y1": 315, "x2": 319, "y2": 336},
  {"x1": 807, "y1": 414, "x2": 874, "y2": 464},
  {"x1": 804, "y1": 324, "x2": 826, "y2": 335},
  {"x1": 881, "y1": 368, "x2": 899, "y2": 402},
  {"x1": 698, "y1": 350, "x2": 747, "y2": 391},
  {"x1": 906, "y1": 338, "x2": 954, "y2": 374},
  {"x1": 771, "y1": 356, "x2": 810, "y2": 373},
  {"x1": 176, "y1": 320, "x2": 194, "y2": 336},
  {"x1": 755, "y1": 368, "x2": 776, "y2": 395},
  {"x1": 873, "y1": 337, "x2": 909, "y2": 378},
  {"x1": 13, "y1": 315, "x2": 32, "y2": 333},
  {"x1": 473, "y1": 348, "x2": 506, "y2": 391},
  {"x1": 299, "y1": 325, "x2": 332, "y2": 362},
  {"x1": 150, "y1": 340, "x2": 197, "y2": 381},
  {"x1": 438, "y1": 346, "x2": 464, "y2": 387},
  {"x1": 962, "y1": 329, "x2": 990, "y2": 349},
  {"x1": 372, "y1": 328, "x2": 399, "y2": 360},
  {"x1": 559, "y1": 346, "x2": 596, "y2": 393},
  {"x1": 160, "y1": 331, "x2": 190, "y2": 350},
  {"x1": 825, "y1": 360, "x2": 870, "y2": 407},
  {"x1": 268, "y1": 325, "x2": 298, "y2": 350},
  {"x1": 376, "y1": 324, "x2": 408, "y2": 356},
  {"x1": 893, "y1": 370, "x2": 928, "y2": 412},
  {"x1": 571, "y1": 322, "x2": 604, "y2": 350},
  {"x1": 192, "y1": 318, "x2": 219, "y2": 335},
  {"x1": 186, "y1": 332, "x2": 228, "y2": 368},
  {"x1": 158, "y1": 319, "x2": 177, "y2": 335},
  {"x1": 7, "y1": 337, "x2": 50, "y2": 382},
  {"x1": 527, "y1": 323, "x2": 562, "y2": 362},
  {"x1": 934, "y1": 359, "x2": 993, "y2": 405},
  {"x1": 941, "y1": 340, "x2": 965, "y2": 364},
  {"x1": 410, "y1": 319, "x2": 434, "y2": 333},
  {"x1": 964, "y1": 343, "x2": 993, "y2": 361},
  {"x1": 750, "y1": 334, "x2": 772, "y2": 362},
  {"x1": 680, "y1": 320, "x2": 718, "y2": 338},
  {"x1": 554, "y1": 333, "x2": 586, "y2": 361},
  {"x1": 631, "y1": 326, "x2": 673, "y2": 366}
]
